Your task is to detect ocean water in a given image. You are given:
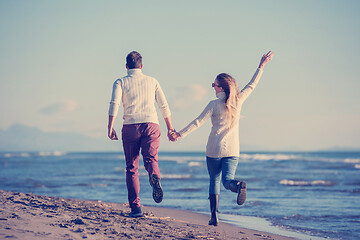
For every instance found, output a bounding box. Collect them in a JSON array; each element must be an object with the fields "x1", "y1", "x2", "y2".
[{"x1": 0, "y1": 151, "x2": 359, "y2": 240}]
